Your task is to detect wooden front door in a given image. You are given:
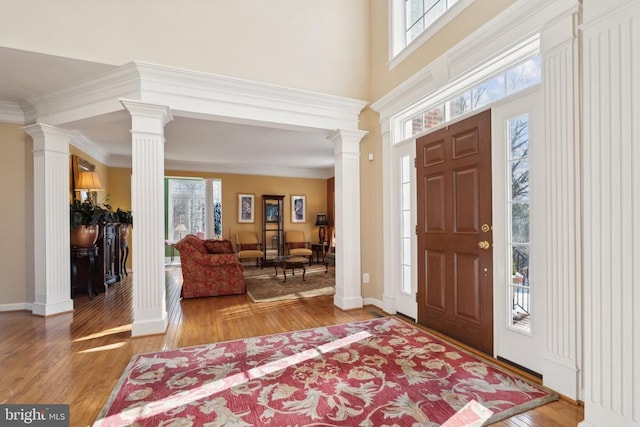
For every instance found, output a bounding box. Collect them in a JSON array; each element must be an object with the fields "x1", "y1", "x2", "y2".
[{"x1": 416, "y1": 109, "x2": 493, "y2": 355}]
